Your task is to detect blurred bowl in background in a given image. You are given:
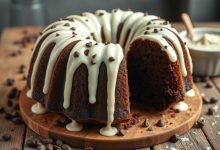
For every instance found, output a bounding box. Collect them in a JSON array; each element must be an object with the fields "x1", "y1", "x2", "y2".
[{"x1": 180, "y1": 27, "x2": 220, "y2": 76}]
